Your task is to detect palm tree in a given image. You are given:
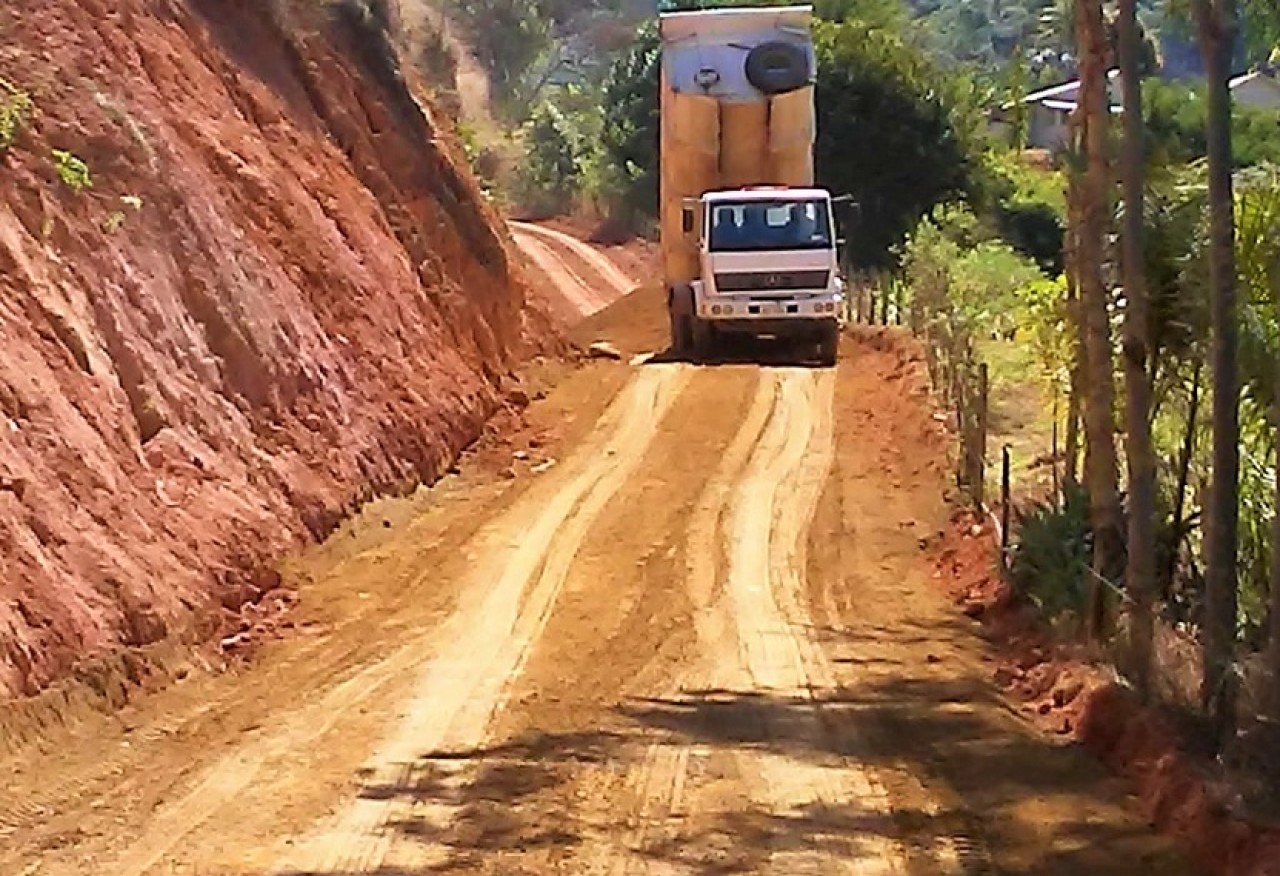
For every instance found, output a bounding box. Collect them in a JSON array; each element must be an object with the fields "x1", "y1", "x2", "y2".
[
  {"x1": 1118, "y1": 0, "x2": 1156, "y2": 697},
  {"x1": 1233, "y1": 167, "x2": 1280, "y2": 722},
  {"x1": 1191, "y1": 0, "x2": 1241, "y2": 748},
  {"x1": 1076, "y1": 0, "x2": 1125, "y2": 638}
]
